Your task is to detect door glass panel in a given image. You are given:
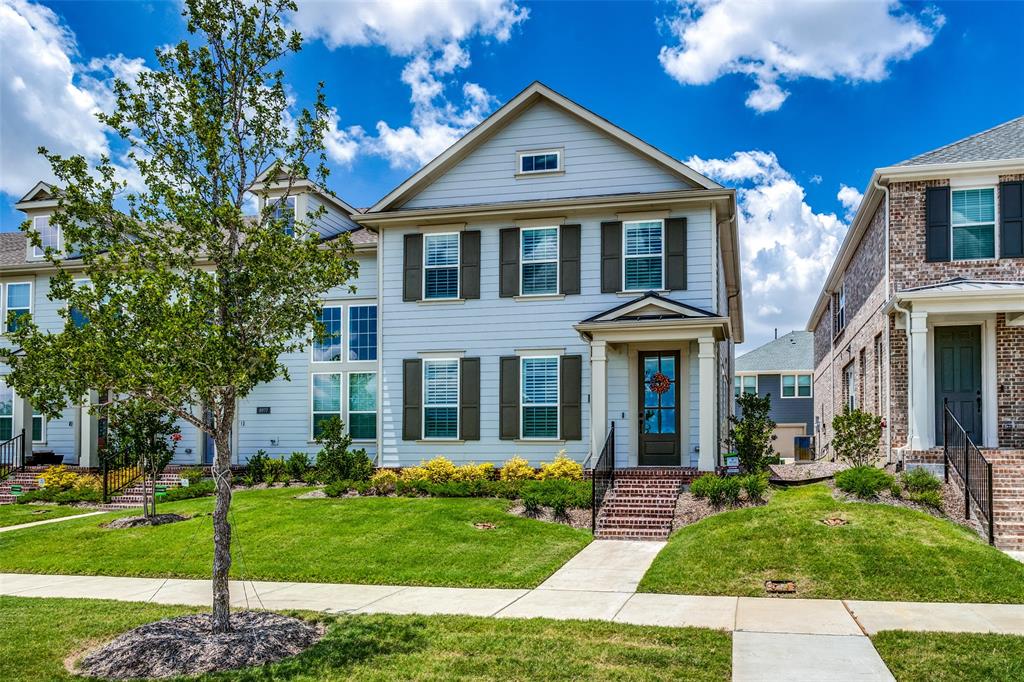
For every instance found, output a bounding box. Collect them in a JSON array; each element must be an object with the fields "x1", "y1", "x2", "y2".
[
  {"x1": 661, "y1": 409, "x2": 676, "y2": 434},
  {"x1": 641, "y1": 354, "x2": 677, "y2": 434}
]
